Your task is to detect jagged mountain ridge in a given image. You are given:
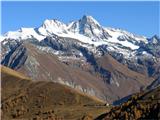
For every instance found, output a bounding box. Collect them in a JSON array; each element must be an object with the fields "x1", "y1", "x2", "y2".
[
  {"x1": 2, "y1": 15, "x2": 159, "y2": 62},
  {"x1": 1, "y1": 15, "x2": 159, "y2": 103}
]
